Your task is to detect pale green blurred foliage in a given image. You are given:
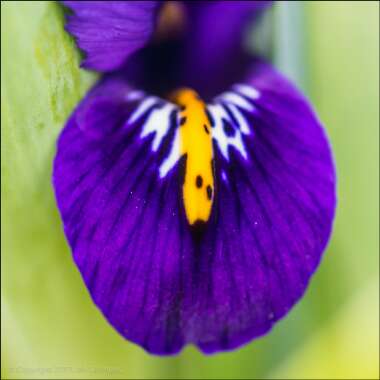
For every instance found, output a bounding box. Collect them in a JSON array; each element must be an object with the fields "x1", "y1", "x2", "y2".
[{"x1": 1, "y1": 1, "x2": 379, "y2": 379}]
